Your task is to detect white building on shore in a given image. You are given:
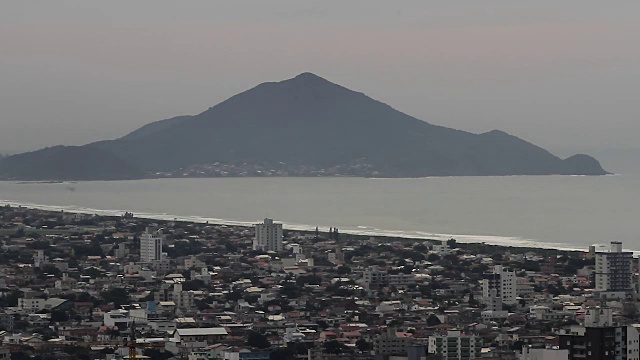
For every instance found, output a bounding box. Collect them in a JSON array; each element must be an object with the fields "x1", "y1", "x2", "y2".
[
  {"x1": 140, "y1": 227, "x2": 164, "y2": 263},
  {"x1": 253, "y1": 218, "x2": 283, "y2": 252}
]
